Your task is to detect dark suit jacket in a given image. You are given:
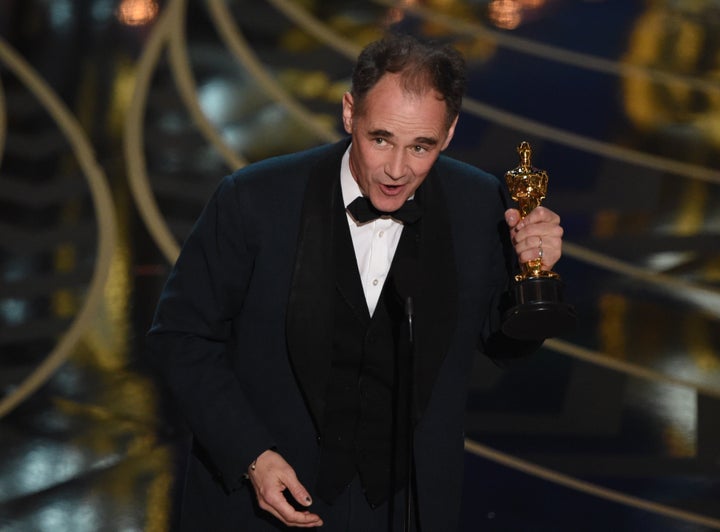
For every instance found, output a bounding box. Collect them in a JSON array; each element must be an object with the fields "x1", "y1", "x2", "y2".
[{"x1": 146, "y1": 139, "x2": 539, "y2": 531}]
